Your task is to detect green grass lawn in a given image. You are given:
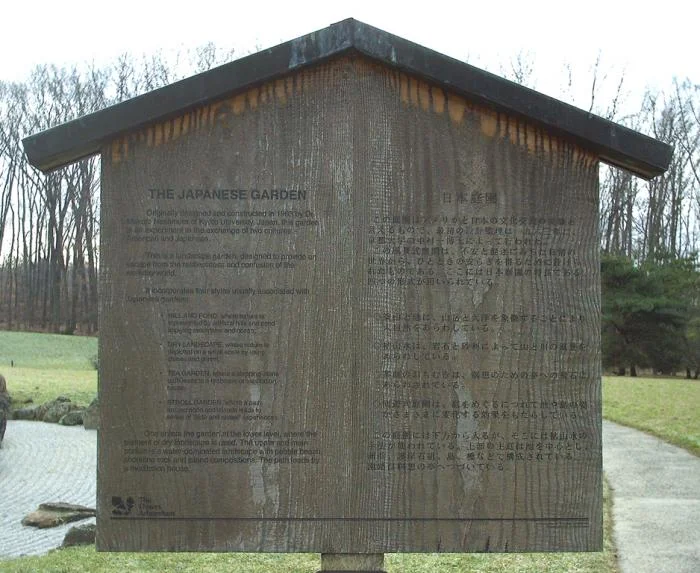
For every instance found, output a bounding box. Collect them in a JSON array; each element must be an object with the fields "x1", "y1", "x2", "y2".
[
  {"x1": 602, "y1": 376, "x2": 700, "y2": 456},
  {"x1": 0, "y1": 550, "x2": 617, "y2": 573},
  {"x1": 0, "y1": 331, "x2": 97, "y2": 371},
  {"x1": 0, "y1": 331, "x2": 98, "y2": 409}
]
